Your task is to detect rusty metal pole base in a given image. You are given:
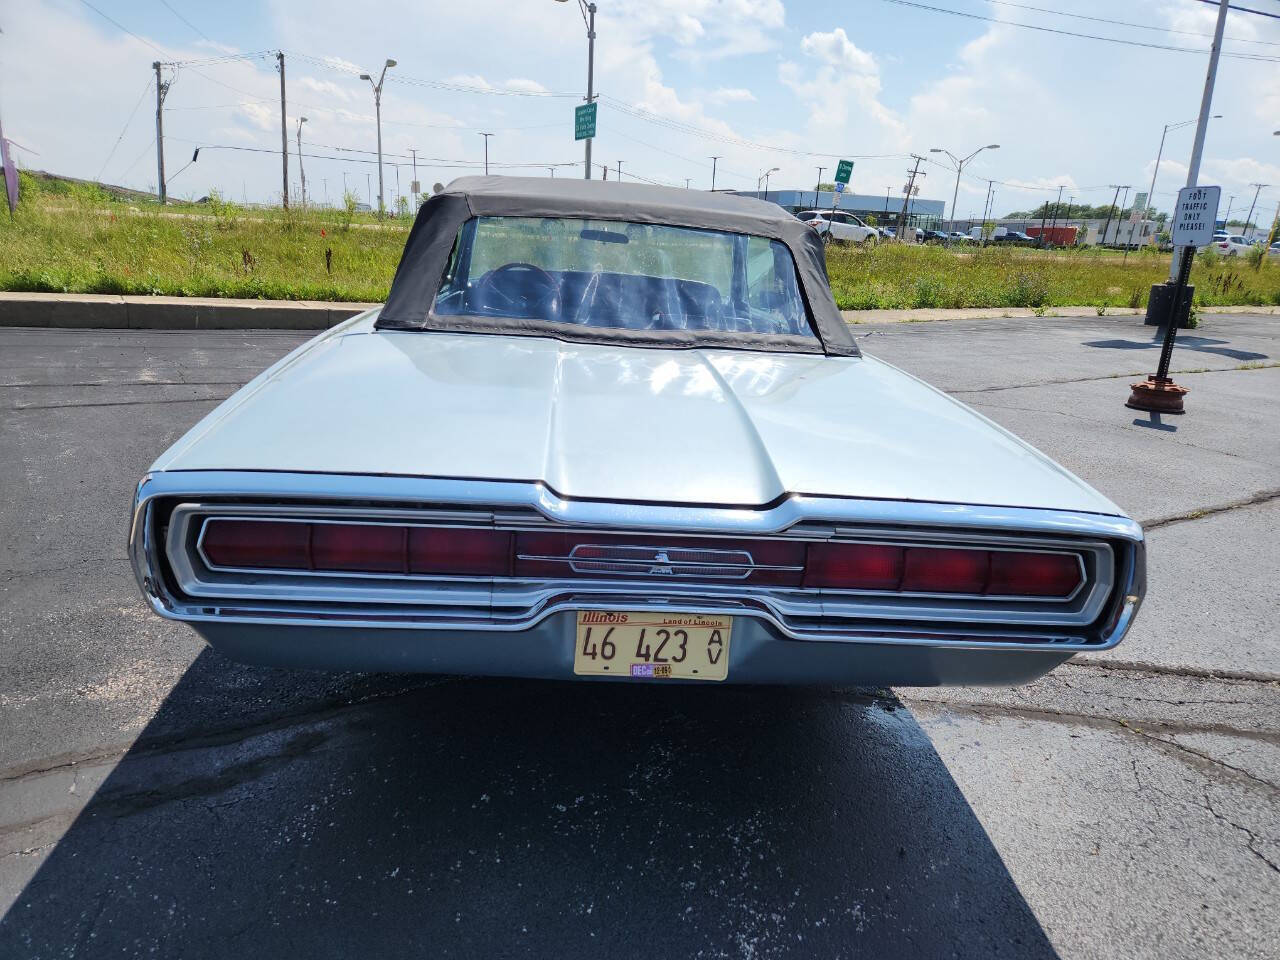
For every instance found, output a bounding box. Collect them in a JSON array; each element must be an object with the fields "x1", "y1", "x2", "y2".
[{"x1": 1126, "y1": 377, "x2": 1189, "y2": 414}]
